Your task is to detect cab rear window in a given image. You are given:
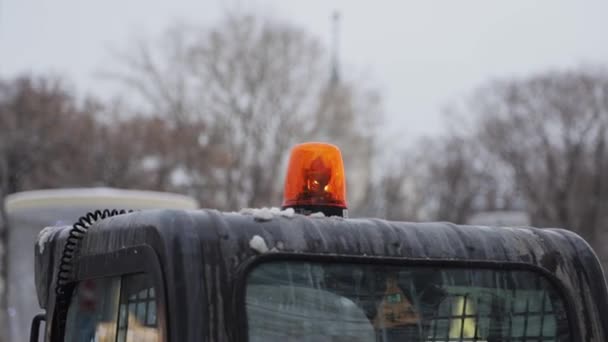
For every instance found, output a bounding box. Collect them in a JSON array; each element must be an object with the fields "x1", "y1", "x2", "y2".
[{"x1": 246, "y1": 262, "x2": 571, "y2": 342}]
